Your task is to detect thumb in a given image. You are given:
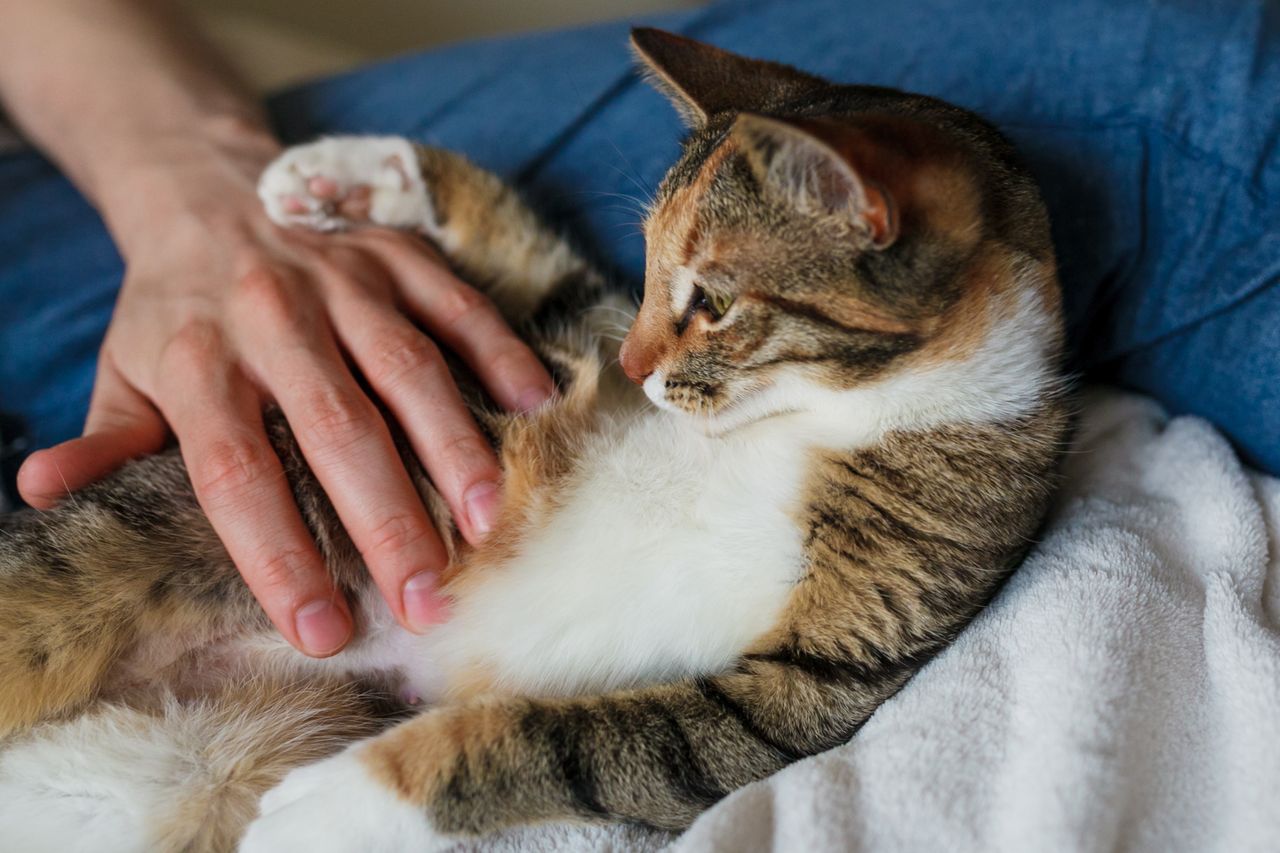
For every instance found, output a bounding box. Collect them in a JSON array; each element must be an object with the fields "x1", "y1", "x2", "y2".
[{"x1": 18, "y1": 364, "x2": 168, "y2": 509}]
